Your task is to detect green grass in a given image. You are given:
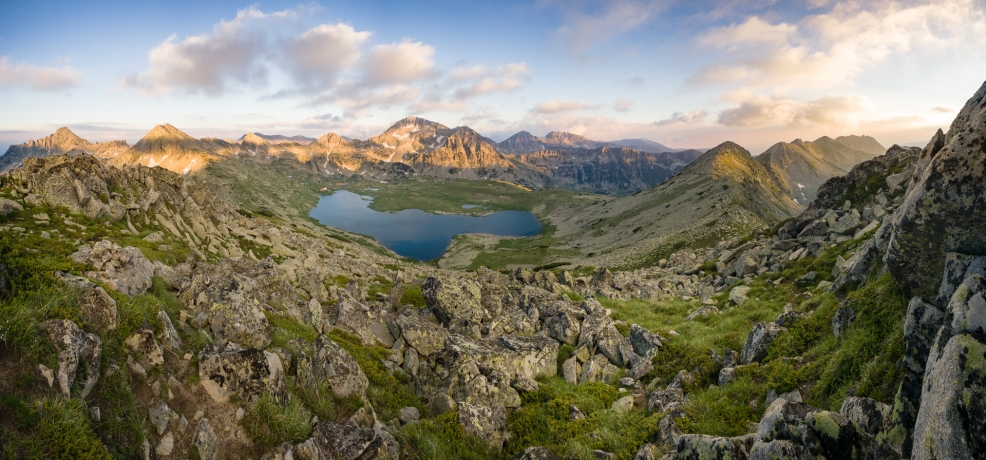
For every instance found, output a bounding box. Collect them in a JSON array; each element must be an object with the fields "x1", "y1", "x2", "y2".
[
  {"x1": 0, "y1": 396, "x2": 112, "y2": 460},
  {"x1": 400, "y1": 284, "x2": 427, "y2": 309},
  {"x1": 241, "y1": 392, "x2": 313, "y2": 450},
  {"x1": 400, "y1": 411, "x2": 500, "y2": 460},
  {"x1": 89, "y1": 364, "x2": 146, "y2": 459},
  {"x1": 675, "y1": 375, "x2": 766, "y2": 437},
  {"x1": 327, "y1": 329, "x2": 423, "y2": 421}
]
